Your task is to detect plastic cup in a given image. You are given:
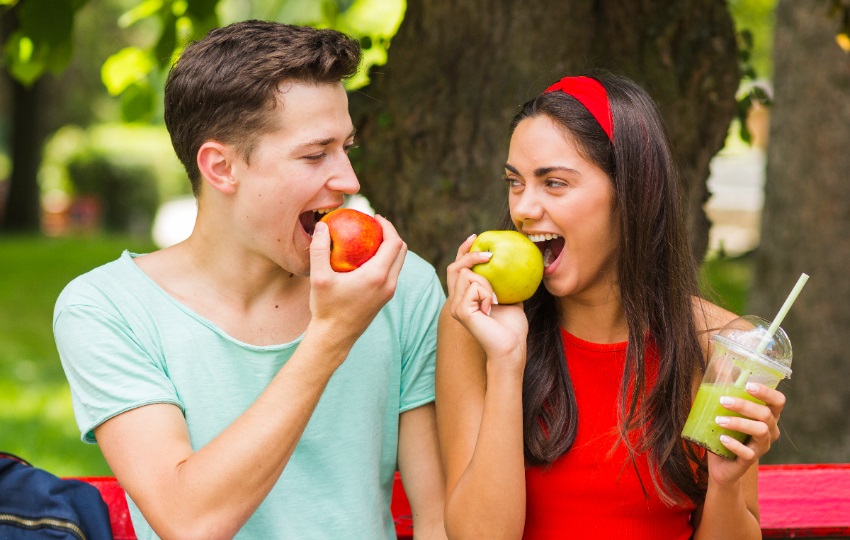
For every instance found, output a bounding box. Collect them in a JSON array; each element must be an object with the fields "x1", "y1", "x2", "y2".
[{"x1": 681, "y1": 315, "x2": 792, "y2": 459}]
